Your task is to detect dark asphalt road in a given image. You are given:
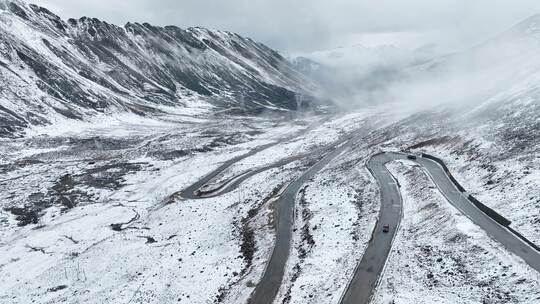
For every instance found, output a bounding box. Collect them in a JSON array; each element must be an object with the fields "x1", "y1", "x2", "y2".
[
  {"x1": 340, "y1": 153, "x2": 403, "y2": 304},
  {"x1": 415, "y1": 154, "x2": 540, "y2": 273},
  {"x1": 249, "y1": 140, "x2": 352, "y2": 304},
  {"x1": 179, "y1": 130, "x2": 352, "y2": 200},
  {"x1": 179, "y1": 127, "x2": 355, "y2": 304},
  {"x1": 181, "y1": 150, "x2": 328, "y2": 199},
  {"x1": 179, "y1": 122, "x2": 321, "y2": 200},
  {"x1": 179, "y1": 124, "x2": 540, "y2": 304},
  {"x1": 341, "y1": 152, "x2": 540, "y2": 304}
]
